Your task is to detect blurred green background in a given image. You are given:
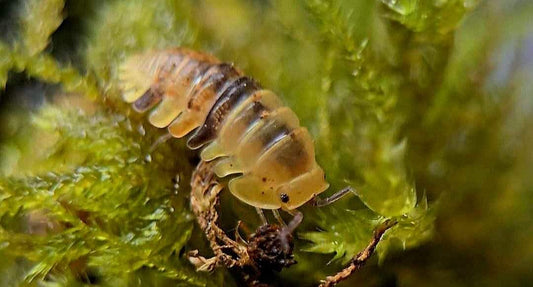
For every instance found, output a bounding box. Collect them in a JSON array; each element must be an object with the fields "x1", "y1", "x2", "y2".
[{"x1": 0, "y1": 0, "x2": 532, "y2": 286}]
